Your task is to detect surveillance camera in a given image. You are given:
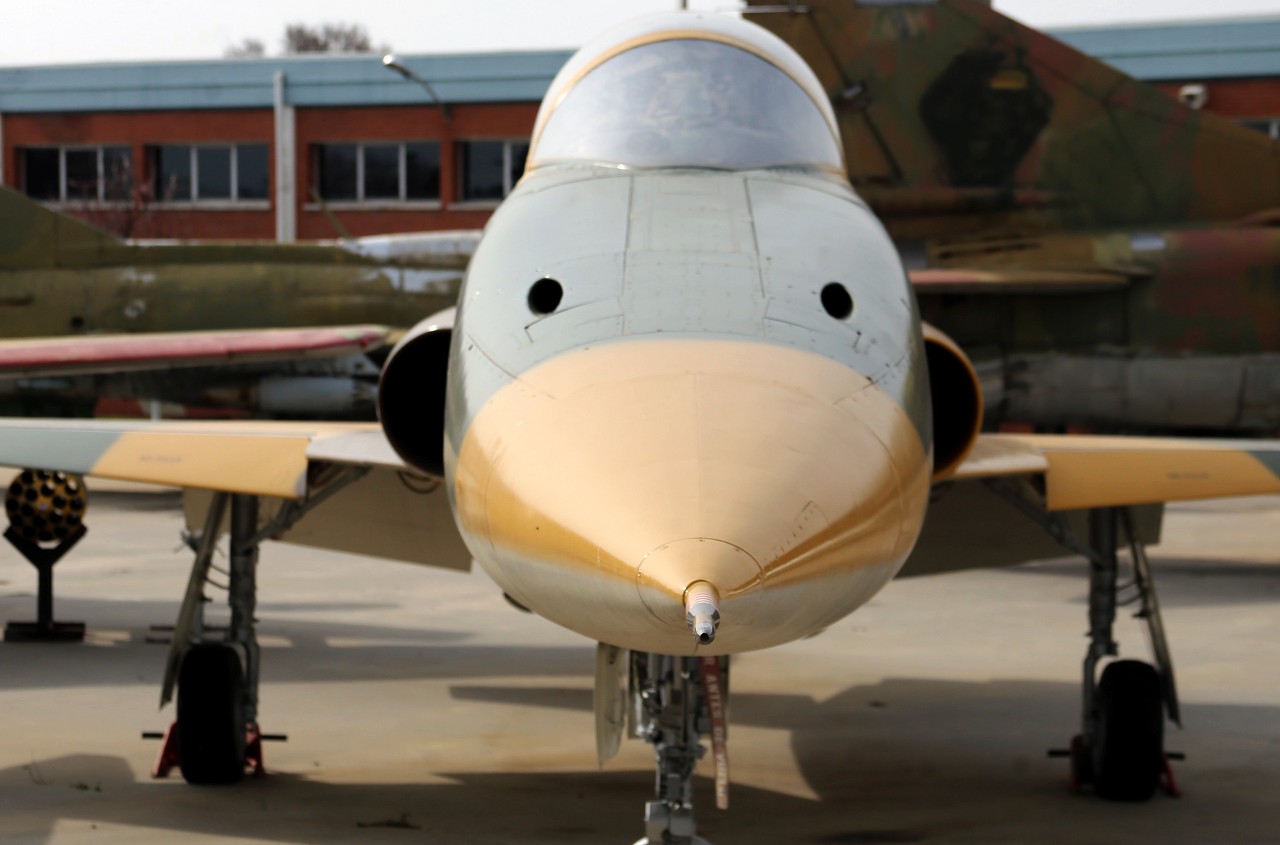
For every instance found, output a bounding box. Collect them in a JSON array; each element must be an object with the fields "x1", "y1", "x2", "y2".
[{"x1": 1178, "y1": 84, "x2": 1208, "y2": 110}]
